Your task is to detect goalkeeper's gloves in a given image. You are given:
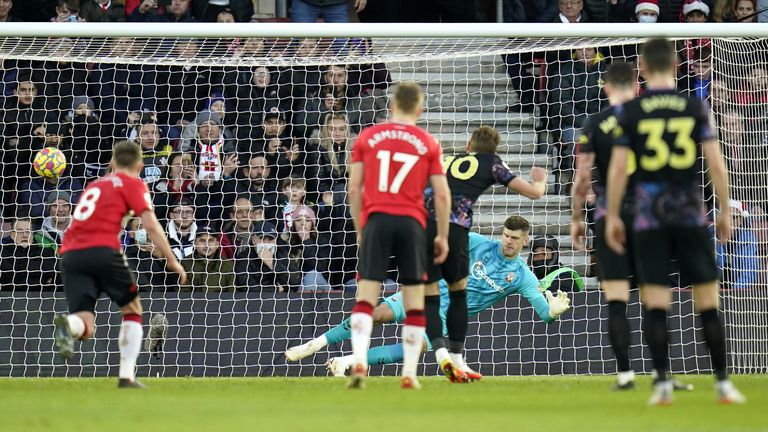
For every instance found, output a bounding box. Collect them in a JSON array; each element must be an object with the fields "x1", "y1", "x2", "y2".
[{"x1": 546, "y1": 290, "x2": 571, "y2": 320}]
